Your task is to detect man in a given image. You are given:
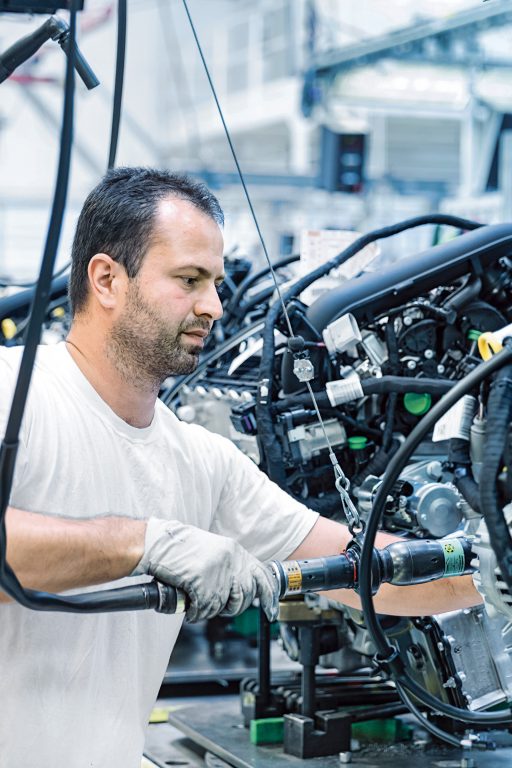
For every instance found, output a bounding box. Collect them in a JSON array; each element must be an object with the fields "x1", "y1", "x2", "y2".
[{"x1": 0, "y1": 168, "x2": 481, "y2": 767}]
